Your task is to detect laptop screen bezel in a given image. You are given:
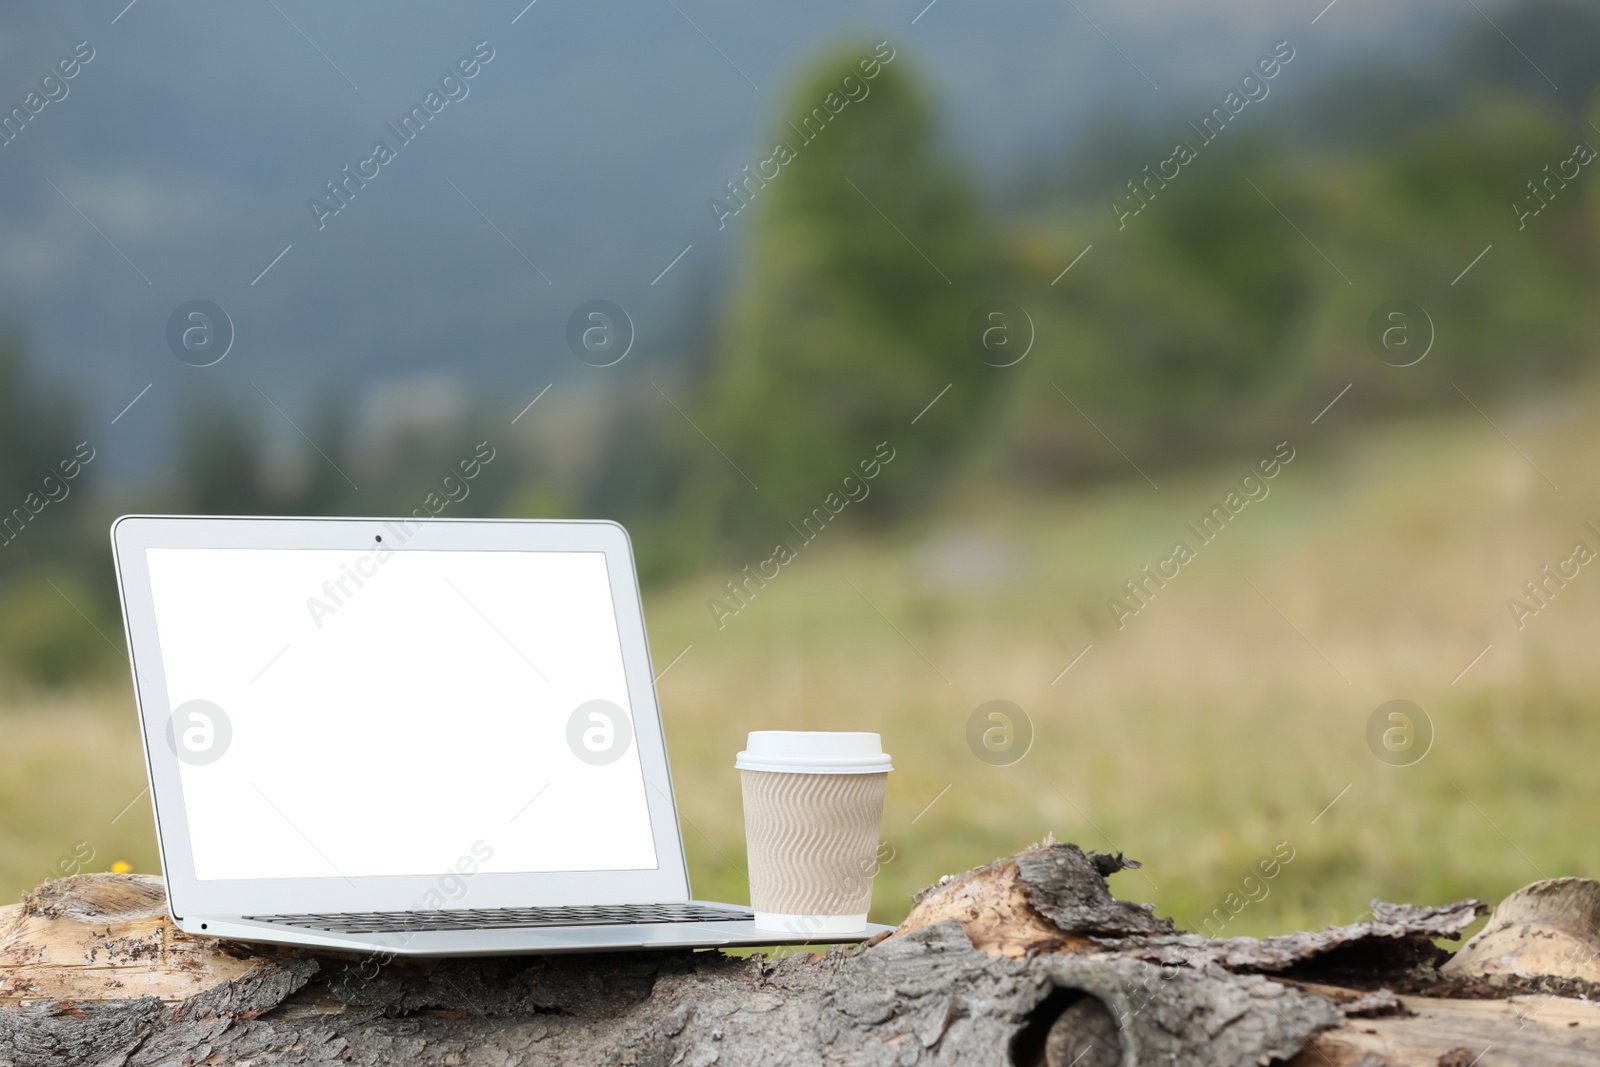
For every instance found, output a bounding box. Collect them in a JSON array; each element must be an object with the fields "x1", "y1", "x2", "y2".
[{"x1": 111, "y1": 514, "x2": 694, "y2": 918}]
